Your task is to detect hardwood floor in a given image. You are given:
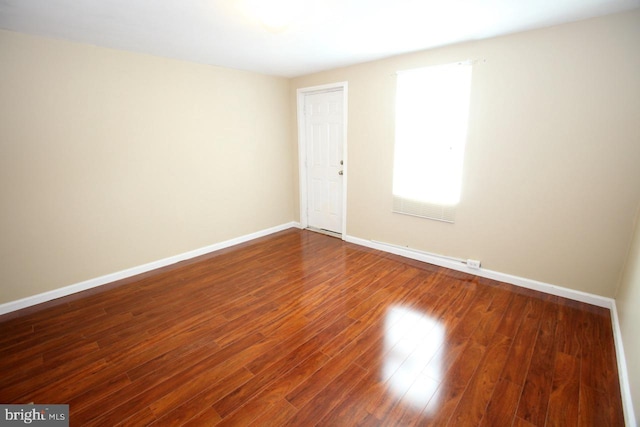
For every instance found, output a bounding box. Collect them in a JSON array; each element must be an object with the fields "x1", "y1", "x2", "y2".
[{"x1": 0, "y1": 229, "x2": 624, "y2": 426}]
